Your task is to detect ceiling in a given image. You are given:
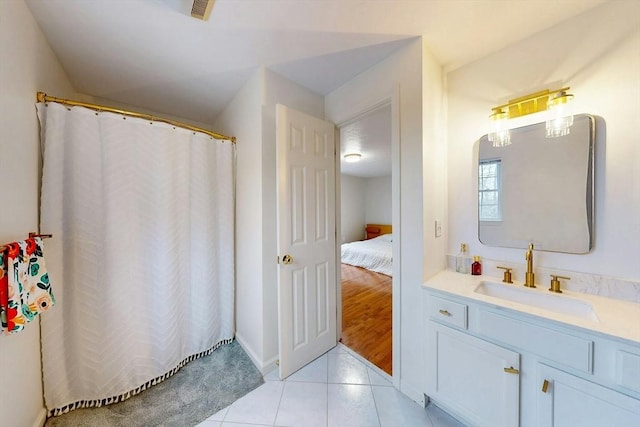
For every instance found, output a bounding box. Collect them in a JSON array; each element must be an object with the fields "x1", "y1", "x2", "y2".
[
  {"x1": 340, "y1": 105, "x2": 391, "y2": 178},
  {"x1": 25, "y1": 0, "x2": 606, "y2": 127}
]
